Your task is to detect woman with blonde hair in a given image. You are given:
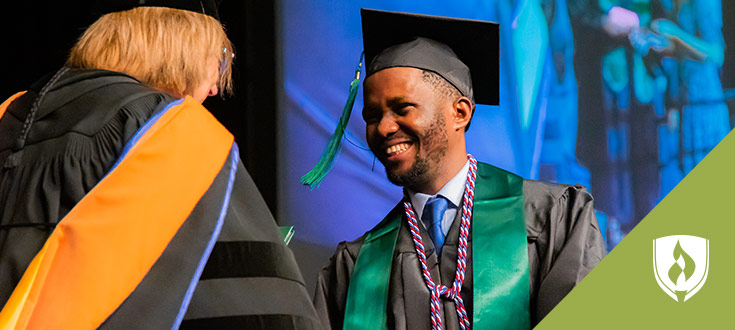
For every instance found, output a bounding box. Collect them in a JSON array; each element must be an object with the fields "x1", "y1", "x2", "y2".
[{"x1": 0, "y1": 5, "x2": 319, "y2": 329}]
